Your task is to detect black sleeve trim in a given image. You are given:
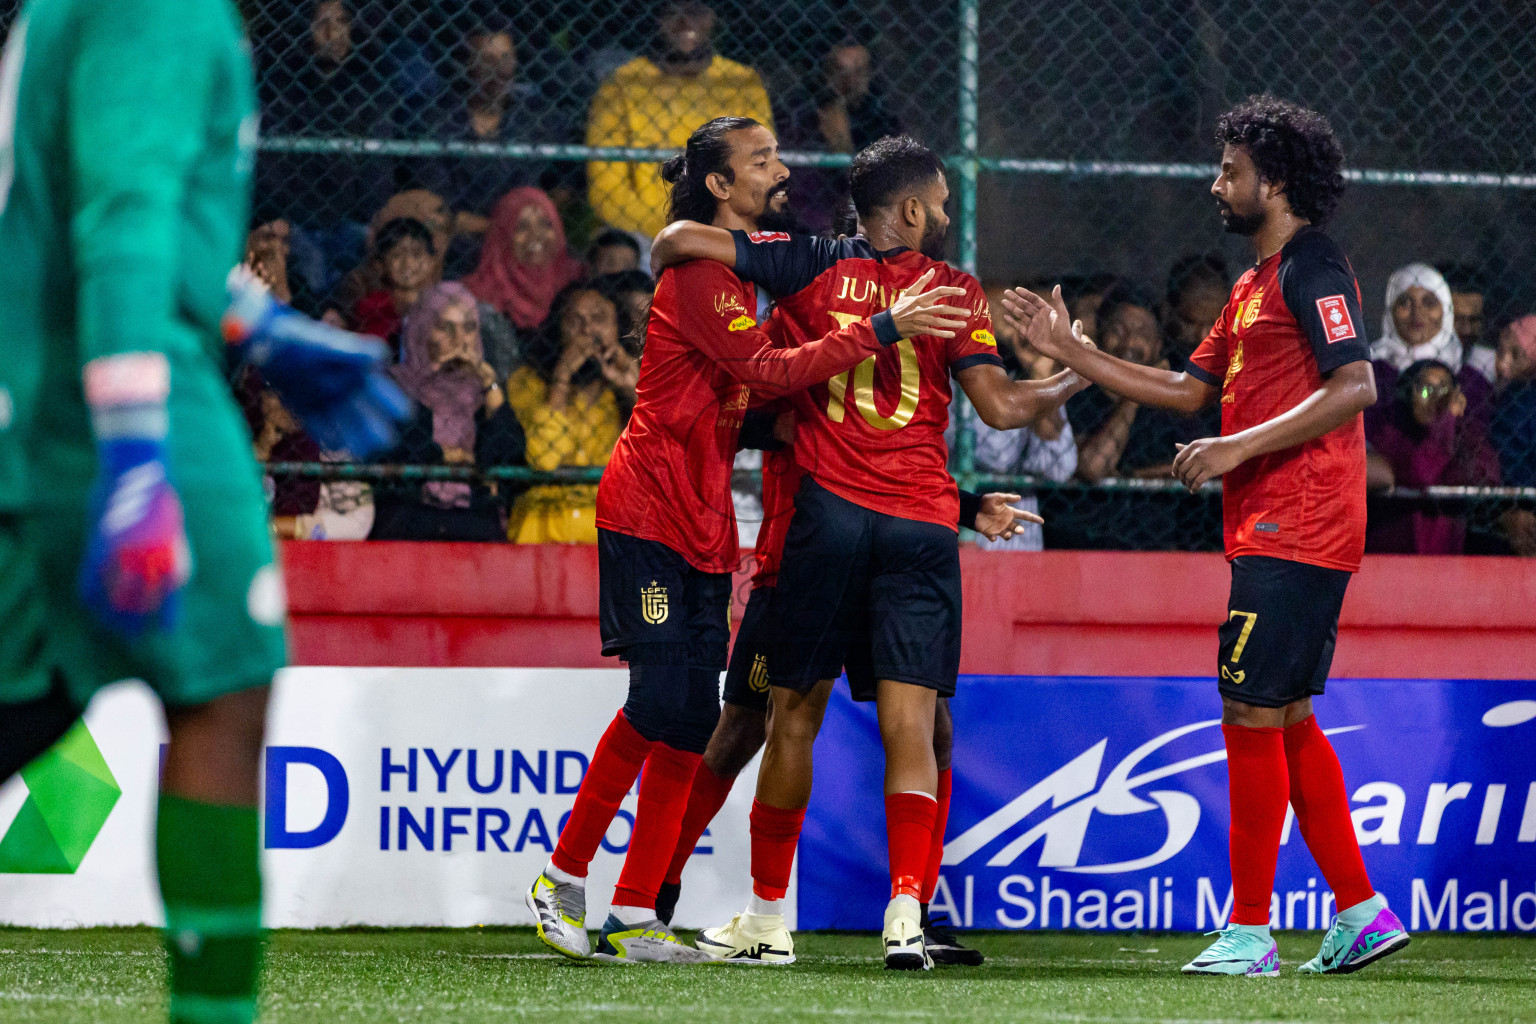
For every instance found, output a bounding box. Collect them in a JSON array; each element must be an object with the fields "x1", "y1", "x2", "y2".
[
  {"x1": 950, "y1": 353, "x2": 1006, "y2": 373},
  {"x1": 958, "y1": 489, "x2": 982, "y2": 532},
  {"x1": 871, "y1": 310, "x2": 901, "y2": 345},
  {"x1": 1277, "y1": 231, "x2": 1373, "y2": 376},
  {"x1": 1185, "y1": 362, "x2": 1222, "y2": 387},
  {"x1": 731, "y1": 229, "x2": 754, "y2": 274}
]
